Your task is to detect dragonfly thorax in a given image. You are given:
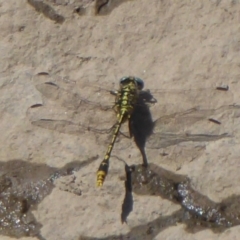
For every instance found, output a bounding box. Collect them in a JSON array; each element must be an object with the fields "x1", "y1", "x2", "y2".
[{"x1": 114, "y1": 77, "x2": 141, "y2": 124}]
